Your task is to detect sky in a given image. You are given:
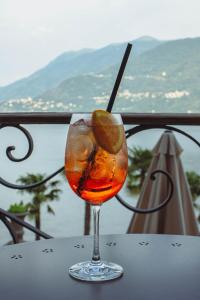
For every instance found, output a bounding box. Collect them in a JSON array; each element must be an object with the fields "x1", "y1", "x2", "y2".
[{"x1": 0, "y1": 0, "x2": 200, "y2": 86}]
